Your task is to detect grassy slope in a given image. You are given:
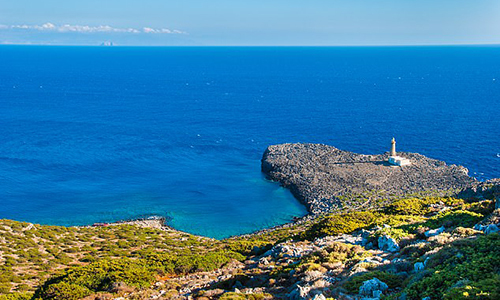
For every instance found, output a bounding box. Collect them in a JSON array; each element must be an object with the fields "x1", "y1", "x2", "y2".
[{"x1": 0, "y1": 195, "x2": 498, "y2": 300}]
